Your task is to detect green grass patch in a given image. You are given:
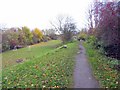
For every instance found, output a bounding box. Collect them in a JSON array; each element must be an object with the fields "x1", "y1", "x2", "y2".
[
  {"x1": 2, "y1": 40, "x2": 62, "y2": 69},
  {"x1": 83, "y1": 42, "x2": 119, "y2": 88},
  {"x1": 2, "y1": 41, "x2": 79, "y2": 88}
]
